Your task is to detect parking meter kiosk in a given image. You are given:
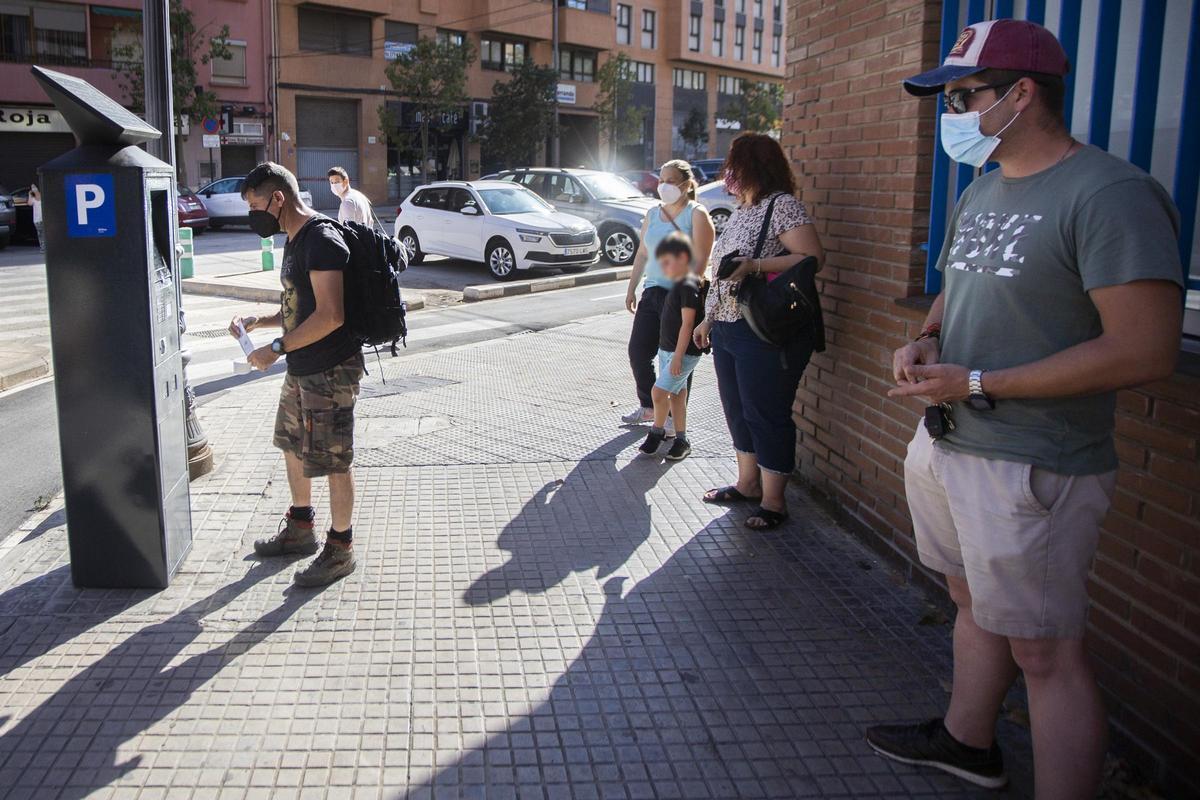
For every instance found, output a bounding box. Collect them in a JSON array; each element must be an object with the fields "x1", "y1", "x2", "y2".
[{"x1": 33, "y1": 66, "x2": 192, "y2": 588}]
